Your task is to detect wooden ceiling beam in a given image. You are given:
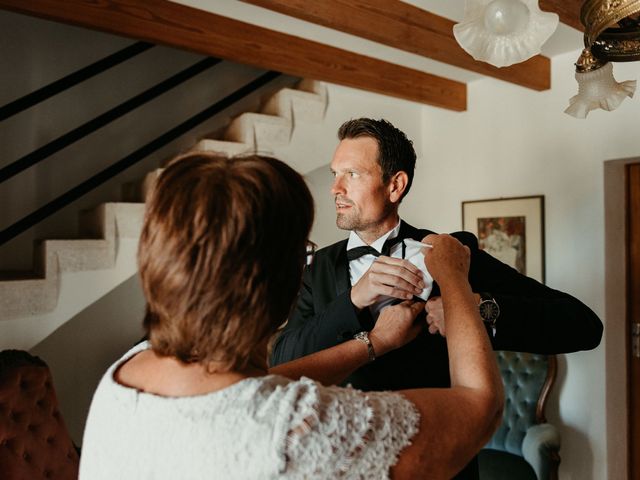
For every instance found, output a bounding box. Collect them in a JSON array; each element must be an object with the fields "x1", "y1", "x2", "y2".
[
  {"x1": 0, "y1": 0, "x2": 466, "y2": 111},
  {"x1": 242, "y1": 0, "x2": 551, "y2": 91},
  {"x1": 540, "y1": 0, "x2": 584, "y2": 31}
]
